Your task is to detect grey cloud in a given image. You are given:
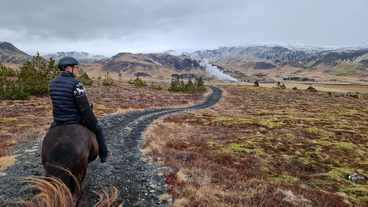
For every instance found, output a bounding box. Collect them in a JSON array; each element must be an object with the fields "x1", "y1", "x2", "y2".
[{"x1": 1, "y1": 0, "x2": 367, "y2": 56}]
